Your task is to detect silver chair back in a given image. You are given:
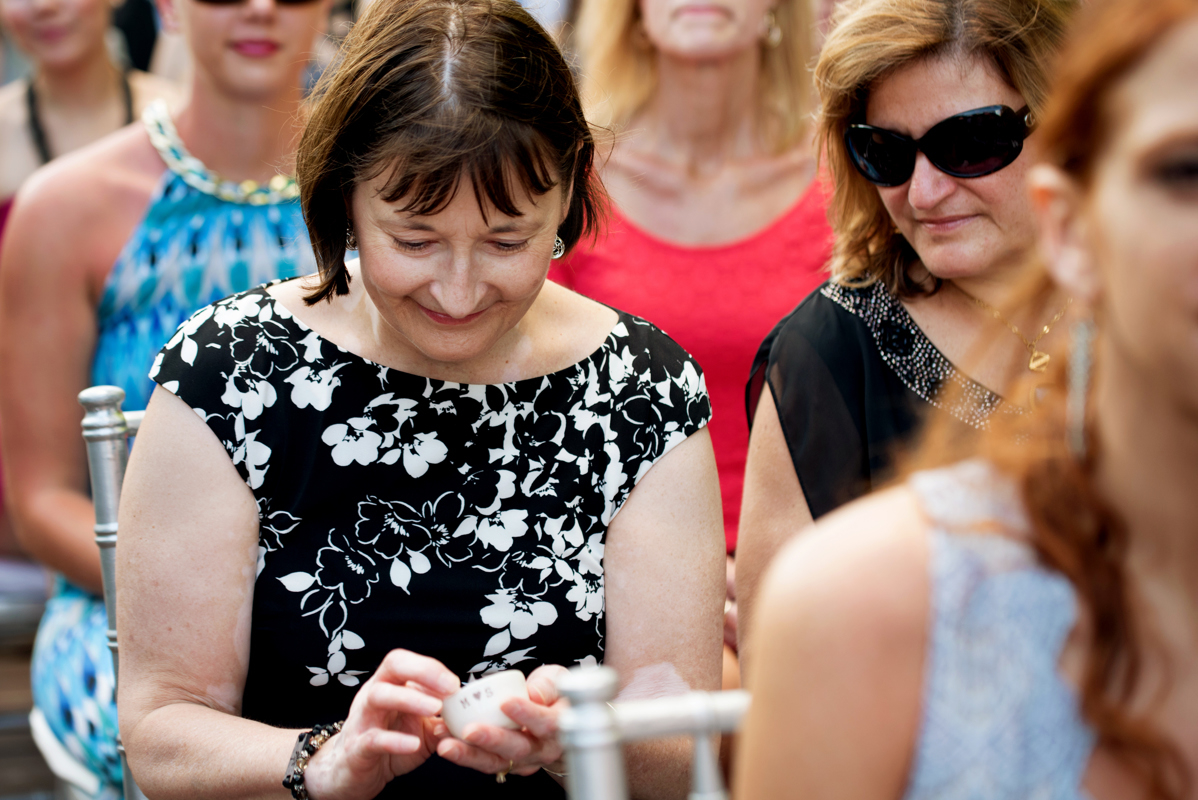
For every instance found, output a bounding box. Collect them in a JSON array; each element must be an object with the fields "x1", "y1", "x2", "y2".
[
  {"x1": 557, "y1": 666, "x2": 750, "y2": 800},
  {"x1": 78, "y1": 386, "x2": 146, "y2": 800}
]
